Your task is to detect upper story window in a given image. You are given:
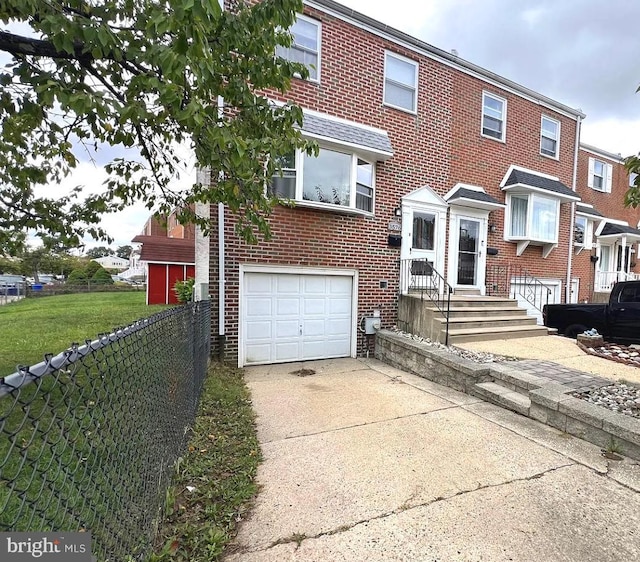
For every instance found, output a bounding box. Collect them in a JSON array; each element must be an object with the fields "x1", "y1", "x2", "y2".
[
  {"x1": 482, "y1": 92, "x2": 506, "y2": 142},
  {"x1": 588, "y1": 157, "x2": 613, "y2": 193},
  {"x1": 540, "y1": 116, "x2": 560, "y2": 159},
  {"x1": 384, "y1": 52, "x2": 418, "y2": 113},
  {"x1": 507, "y1": 193, "x2": 559, "y2": 244},
  {"x1": 630, "y1": 172, "x2": 638, "y2": 187},
  {"x1": 574, "y1": 215, "x2": 594, "y2": 249},
  {"x1": 270, "y1": 147, "x2": 375, "y2": 214},
  {"x1": 276, "y1": 15, "x2": 320, "y2": 81}
]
